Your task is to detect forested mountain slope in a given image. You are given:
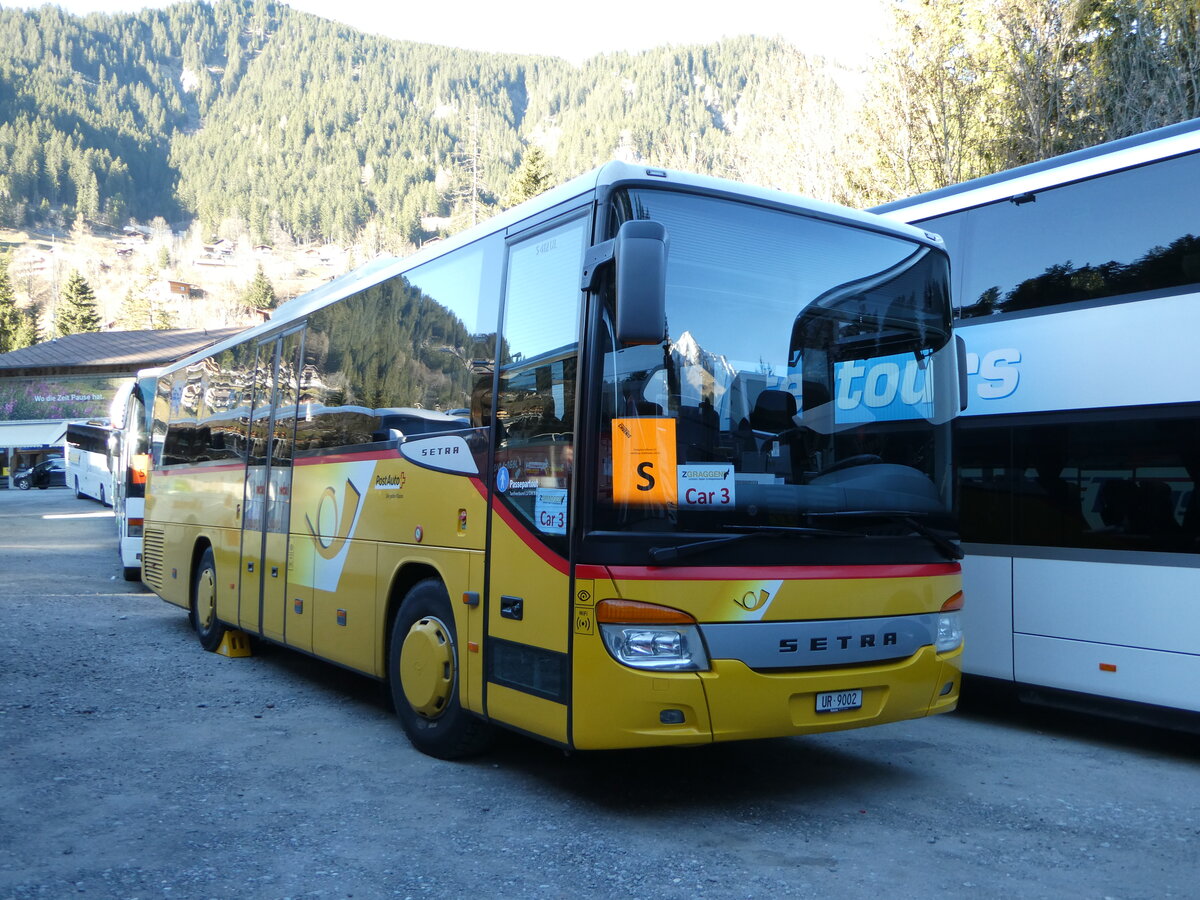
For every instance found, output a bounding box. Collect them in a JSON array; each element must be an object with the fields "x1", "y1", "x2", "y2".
[
  {"x1": 0, "y1": 0, "x2": 837, "y2": 248},
  {"x1": 2, "y1": 0, "x2": 1197, "y2": 252}
]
